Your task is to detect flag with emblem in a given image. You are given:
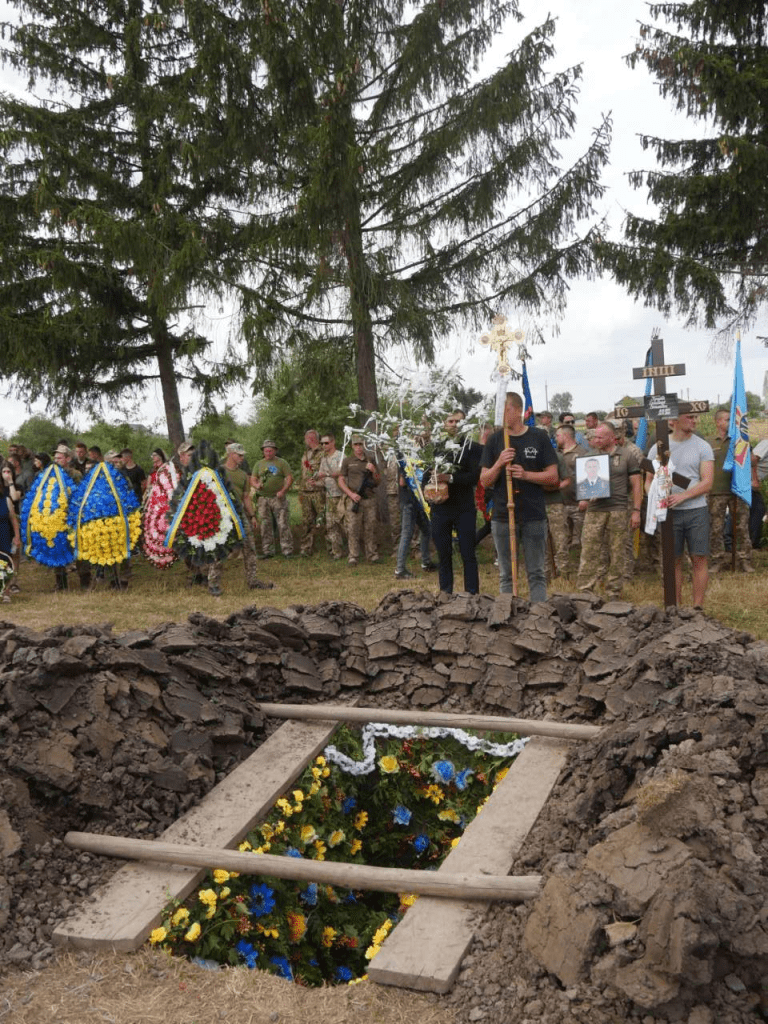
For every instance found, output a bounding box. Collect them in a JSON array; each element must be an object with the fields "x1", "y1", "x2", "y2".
[
  {"x1": 723, "y1": 338, "x2": 752, "y2": 506},
  {"x1": 521, "y1": 362, "x2": 536, "y2": 428}
]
